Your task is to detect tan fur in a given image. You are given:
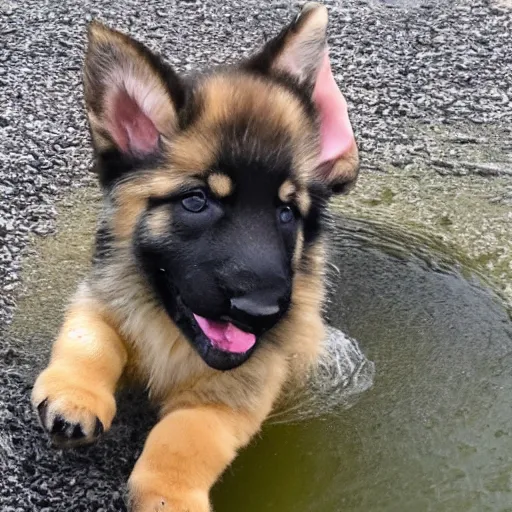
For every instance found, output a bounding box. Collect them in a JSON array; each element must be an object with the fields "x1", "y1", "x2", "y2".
[
  {"x1": 207, "y1": 173, "x2": 233, "y2": 198},
  {"x1": 293, "y1": 230, "x2": 305, "y2": 269},
  {"x1": 146, "y1": 206, "x2": 172, "y2": 239},
  {"x1": 297, "y1": 190, "x2": 312, "y2": 215},
  {"x1": 32, "y1": 303, "x2": 127, "y2": 438},
  {"x1": 199, "y1": 75, "x2": 319, "y2": 181},
  {"x1": 128, "y1": 405, "x2": 273, "y2": 512},
  {"x1": 200, "y1": 75, "x2": 306, "y2": 137},
  {"x1": 168, "y1": 127, "x2": 220, "y2": 178},
  {"x1": 278, "y1": 179, "x2": 296, "y2": 202},
  {"x1": 111, "y1": 172, "x2": 189, "y2": 240},
  {"x1": 278, "y1": 180, "x2": 311, "y2": 216}
]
